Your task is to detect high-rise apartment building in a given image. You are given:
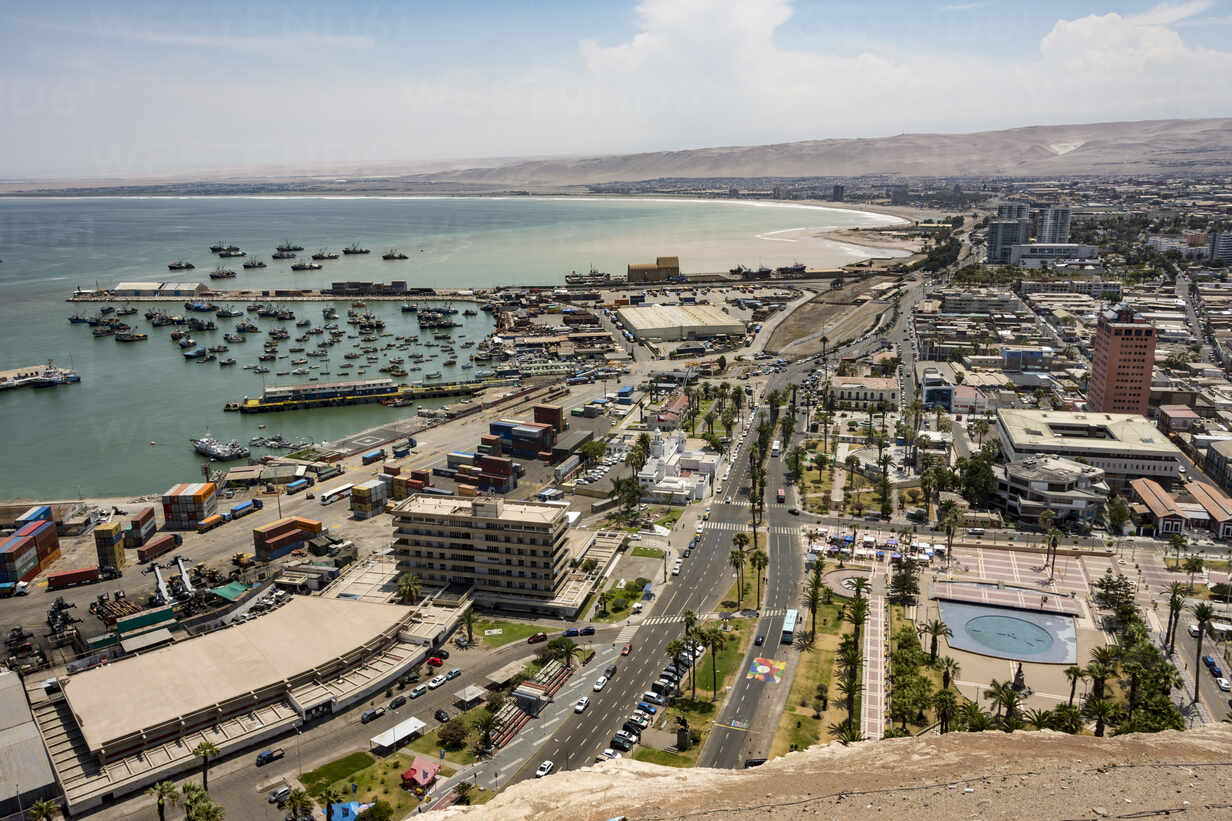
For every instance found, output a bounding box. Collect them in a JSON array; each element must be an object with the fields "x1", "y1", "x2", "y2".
[
  {"x1": 1210, "y1": 232, "x2": 1232, "y2": 262},
  {"x1": 997, "y1": 202, "x2": 1030, "y2": 220},
  {"x1": 392, "y1": 495, "x2": 570, "y2": 604},
  {"x1": 1087, "y1": 304, "x2": 1156, "y2": 415},
  {"x1": 1038, "y1": 206, "x2": 1072, "y2": 244},
  {"x1": 831, "y1": 184, "x2": 845, "y2": 202},
  {"x1": 987, "y1": 219, "x2": 1031, "y2": 264}
]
